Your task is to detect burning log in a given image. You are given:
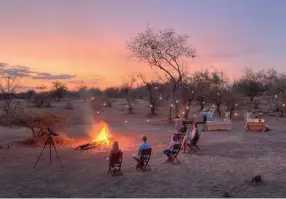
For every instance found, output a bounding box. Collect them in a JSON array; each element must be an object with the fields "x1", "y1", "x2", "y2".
[
  {"x1": 75, "y1": 137, "x2": 114, "y2": 150},
  {"x1": 76, "y1": 122, "x2": 114, "y2": 150}
]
